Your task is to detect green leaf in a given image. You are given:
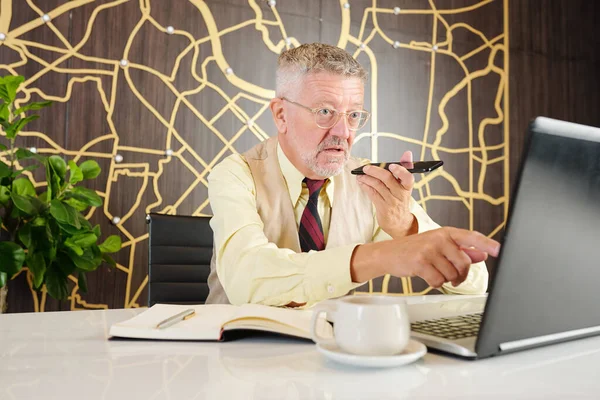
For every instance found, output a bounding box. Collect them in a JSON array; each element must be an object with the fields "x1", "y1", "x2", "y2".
[
  {"x1": 12, "y1": 177, "x2": 36, "y2": 196},
  {"x1": 0, "y1": 241, "x2": 26, "y2": 276},
  {"x1": 26, "y1": 252, "x2": 46, "y2": 288},
  {"x1": 64, "y1": 238, "x2": 84, "y2": 256},
  {"x1": 78, "y1": 271, "x2": 88, "y2": 293},
  {"x1": 5, "y1": 115, "x2": 39, "y2": 139},
  {"x1": 98, "y1": 235, "x2": 121, "y2": 253},
  {"x1": 68, "y1": 160, "x2": 83, "y2": 185},
  {"x1": 72, "y1": 232, "x2": 97, "y2": 248},
  {"x1": 0, "y1": 143, "x2": 7, "y2": 151},
  {"x1": 30, "y1": 195, "x2": 45, "y2": 211},
  {"x1": 80, "y1": 160, "x2": 101, "y2": 180},
  {"x1": 56, "y1": 252, "x2": 76, "y2": 276},
  {"x1": 15, "y1": 148, "x2": 35, "y2": 159},
  {"x1": 10, "y1": 193, "x2": 37, "y2": 215},
  {"x1": 101, "y1": 253, "x2": 116, "y2": 268},
  {"x1": 67, "y1": 247, "x2": 101, "y2": 271},
  {"x1": 48, "y1": 155, "x2": 67, "y2": 181},
  {"x1": 92, "y1": 224, "x2": 101, "y2": 237},
  {"x1": 69, "y1": 186, "x2": 102, "y2": 207},
  {"x1": 31, "y1": 216, "x2": 46, "y2": 227},
  {"x1": 45, "y1": 220, "x2": 60, "y2": 247},
  {"x1": 0, "y1": 272, "x2": 7, "y2": 288},
  {"x1": 49, "y1": 199, "x2": 68, "y2": 222},
  {"x1": 57, "y1": 217, "x2": 90, "y2": 235},
  {"x1": 0, "y1": 85, "x2": 9, "y2": 103},
  {"x1": 12, "y1": 179, "x2": 43, "y2": 215},
  {"x1": 29, "y1": 230, "x2": 52, "y2": 256},
  {"x1": 0, "y1": 75, "x2": 25, "y2": 103},
  {"x1": 51, "y1": 174, "x2": 62, "y2": 199},
  {"x1": 15, "y1": 148, "x2": 45, "y2": 162},
  {"x1": 13, "y1": 100, "x2": 52, "y2": 116},
  {"x1": 56, "y1": 222, "x2": 80, "y2": 235},
  {"x1": 0, "y1": 161, "x2": 11, "y2": 178},
  {"x1": 77, "y1": 213, "x2": 92, "y2": 230},
  {"x1": 91, "y1": 243, "x2": 102, "y2": 260},
  {"x1": 49, "y1": 199, "x2": 80, "y2": 229},
  {"x1": 0, "y1": 103, "x2": 8, "y2": 121},
  {"x1": 64, "y1": 197, "x2": 89, "y2": 212},
  {"x1": 38, "y1": 191, "x2": 48, "y2": 203},
  {"x1": 45, "y1": 159, "x2": 55, "y2": 199},
  {"x1": 18, "y1": 224, "x2": 33, "y2": 248},
  {"x1": 0, "y1": 185, "x2": 10, "y2": 205},
  {"x1": 45, "y1": 265, "x2": 68, "y2": 300}
]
